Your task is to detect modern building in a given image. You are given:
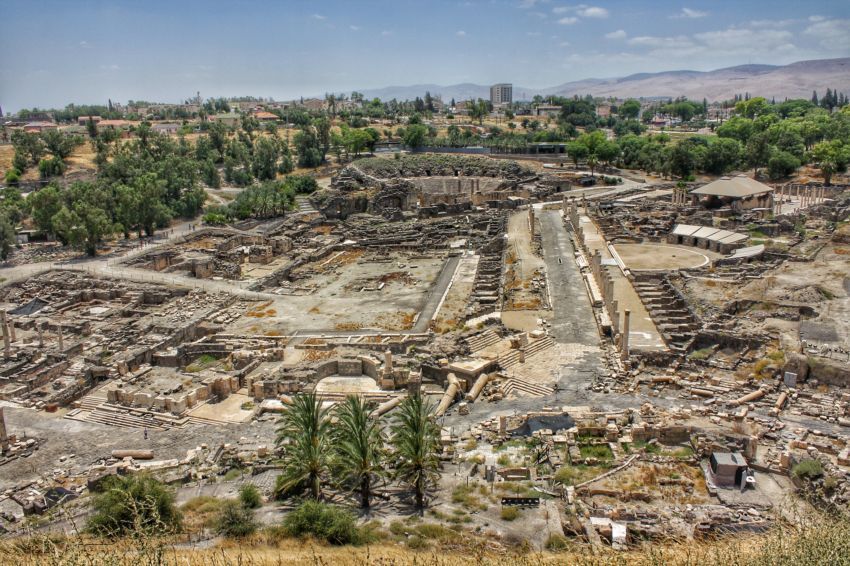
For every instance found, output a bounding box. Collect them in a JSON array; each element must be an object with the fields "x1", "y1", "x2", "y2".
[
  {"x1": 490, "y1": 83, "x2": 513, "y2": 106},
  {"x1": 535, "y1": 104, "x2": 562, "y2": 117}
]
